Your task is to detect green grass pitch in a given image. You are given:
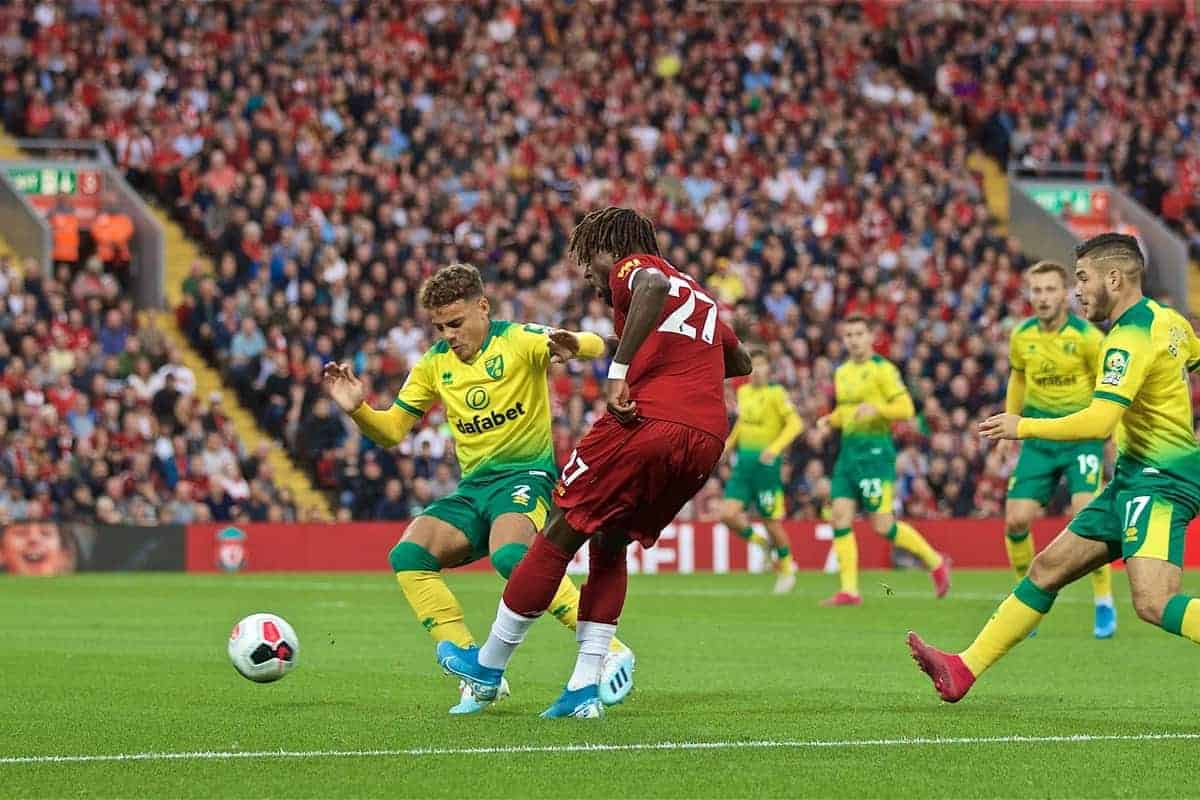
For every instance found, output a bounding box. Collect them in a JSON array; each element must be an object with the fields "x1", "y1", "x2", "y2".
[{"x1": 2, "y1": 568, "x2": 1199, "y2": 798}]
